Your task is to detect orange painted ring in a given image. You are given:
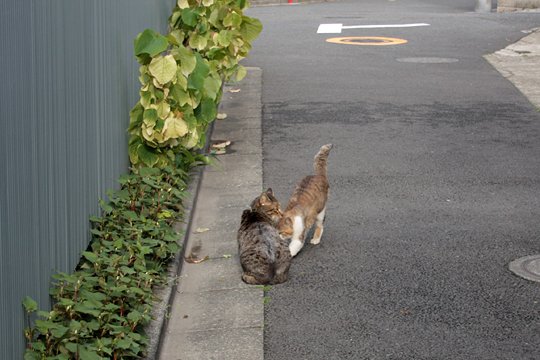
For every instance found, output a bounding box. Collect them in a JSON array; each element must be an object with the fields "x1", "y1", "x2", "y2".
[{"x1": 326, "y1": 36, "x2": 408, "y2": 46}]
